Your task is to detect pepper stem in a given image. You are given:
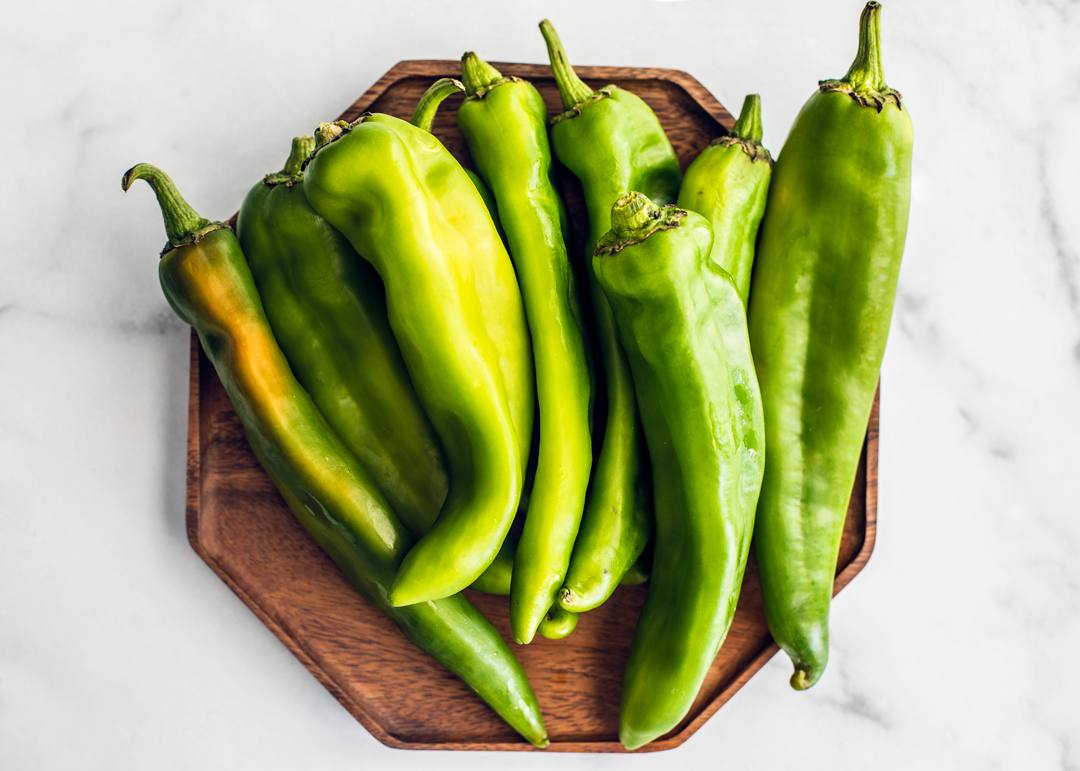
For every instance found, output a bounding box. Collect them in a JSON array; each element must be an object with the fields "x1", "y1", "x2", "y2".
[
  {"x1": 121, "y1": 164, "x2": 211, "y2": 245},
  {"x1": 843, "y1": 2, "x2": 887, "y2": 94},
  {"x1": 264, "y1": 136, "x2": 316, "y2": 186},
  {"x1": 610, "y1": 192, "x2": 659, "y2": 235},
  {"x1": 314, "y1": 120, "x2": 350, "y2": 149},
  {"x1": 595, "y1": 191, "x2": 686, "y2": 256},
  {"x1": 730, "y1": 94, "x2": 763, "y2": 143},
  {"x1": 461, "y1": 52, "x2": 504, "y2": 97},
  {"x1": 411, "y1": 78, "x2": 465, "y2": 134},
  {"x1": 539, "y1": 20, "x2": 594, "y2": 109},
  {"x1": 283, "y1": 135, "x2": 315, "y2": 176}
]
